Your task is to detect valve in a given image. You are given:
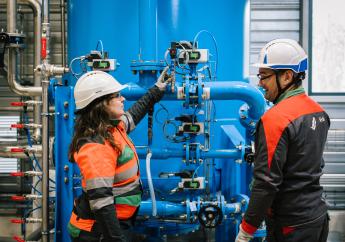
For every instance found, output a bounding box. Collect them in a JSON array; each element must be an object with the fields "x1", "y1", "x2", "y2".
[
  {"x1": 8, "y1": 145, "x2": 42, "y2": 154},
  {"x1": 244, "y1": 143, "x2": 255, "y2": 164},
  {"x1": 11, "y1": 123, "x2": 42, "y2": 129},
  {"x1": 10, "y1": 171, "x2": 42, "y2": 177},
  {"x1": 197, "y1": 204, "x2": 223, "y2": 228},
  {"x1": 11, "y1": 218, "x2": 42, "y2": 224},
  {"x1": 13, "y1": 235, "x2": 25, "y2": 242},
  {"x1": 10, "y1": 219, "x2": 25, "y2": 224},
  {"x1": 10, "y1": 101, "x2": 42, "y2": 107},
  {"x1": 11, "y1": 195, "x2": 42, "y2": 201},
  {"x1": 13, "y1": 236, "x2": 36, "y2": 242}
]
